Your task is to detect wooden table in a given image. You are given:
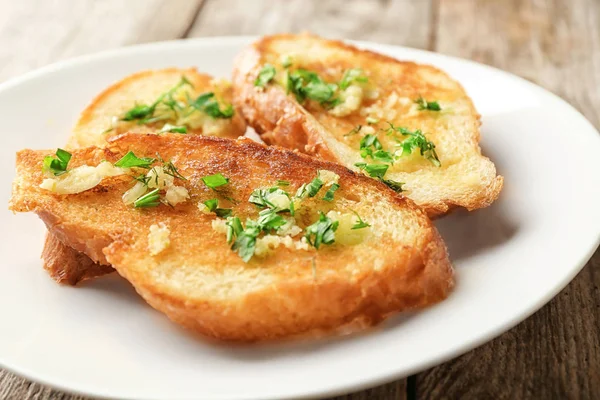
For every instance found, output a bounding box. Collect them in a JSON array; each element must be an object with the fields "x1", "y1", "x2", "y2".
[{"x1": 1, "y1": 0, "x2": 599, "y2": 398}]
